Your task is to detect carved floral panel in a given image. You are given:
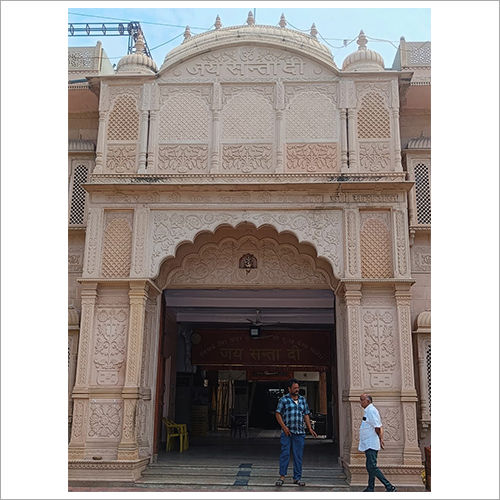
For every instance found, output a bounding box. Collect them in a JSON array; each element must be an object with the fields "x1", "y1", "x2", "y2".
[
  {"x1": 358, "y1": 142, "x2": 392, "y2": 172},
  {"x1": 157, "y1": 145, "x2": 209, "y2": 173},
  {"x1": 285, "y1": 143, "x2": 338, "y2": 172},
  {"x1": 222, "y1": 144, "x2": 273, "y2": 173},
  {"x1": 87, "y1": 400, "x2": 123, "y2": 439},
  {"x1": 92, "y1": 308, "x2": 129, "y2": 386},
  {"x1": 105, "y1": 145, "x2": 137, "y2": 174},
  {"x1": 362, "y1": 309, "x2": 397, "y2": 388}
]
